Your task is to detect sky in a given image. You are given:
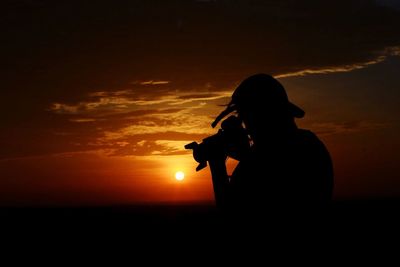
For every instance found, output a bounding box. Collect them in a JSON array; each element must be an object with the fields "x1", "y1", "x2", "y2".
[{"x1": 1, "y1": 0, "x2": 400, "y2": 206}]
